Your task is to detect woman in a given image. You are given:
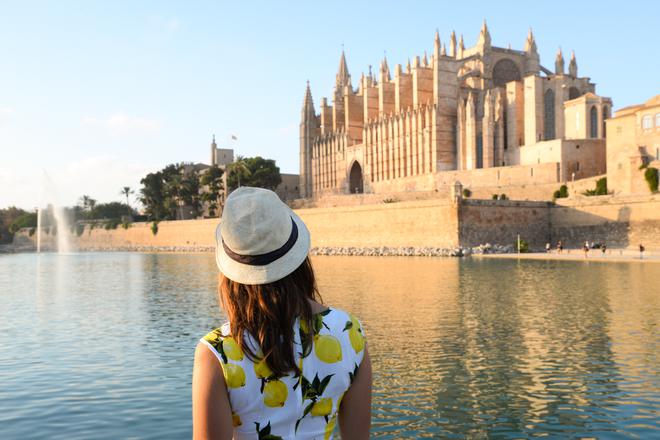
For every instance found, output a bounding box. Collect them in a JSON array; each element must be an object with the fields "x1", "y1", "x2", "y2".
[{"x1": 193, "y1": 187, "x2": 372, "y2": 439}]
